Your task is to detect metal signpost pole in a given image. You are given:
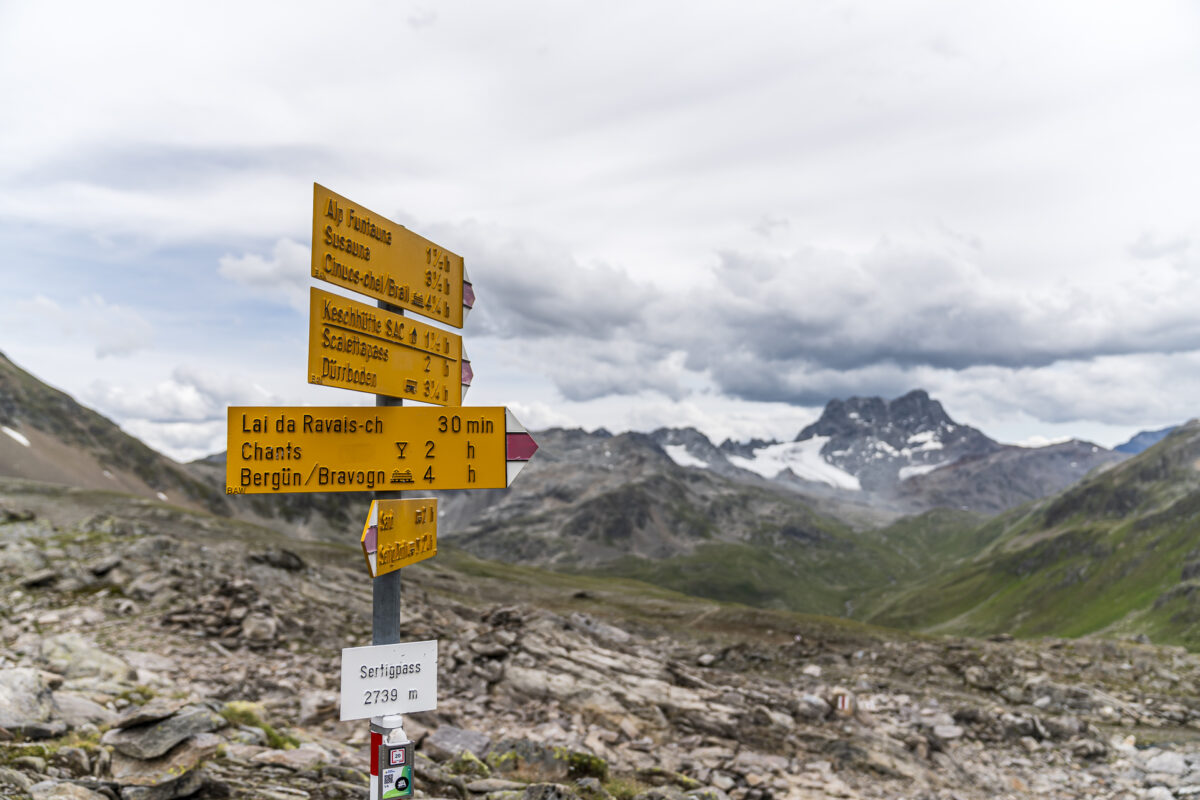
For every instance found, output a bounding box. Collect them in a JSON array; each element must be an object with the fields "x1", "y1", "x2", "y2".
[{"x1": 370, "y1": 300, "x2": 407, "y2": 799}]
